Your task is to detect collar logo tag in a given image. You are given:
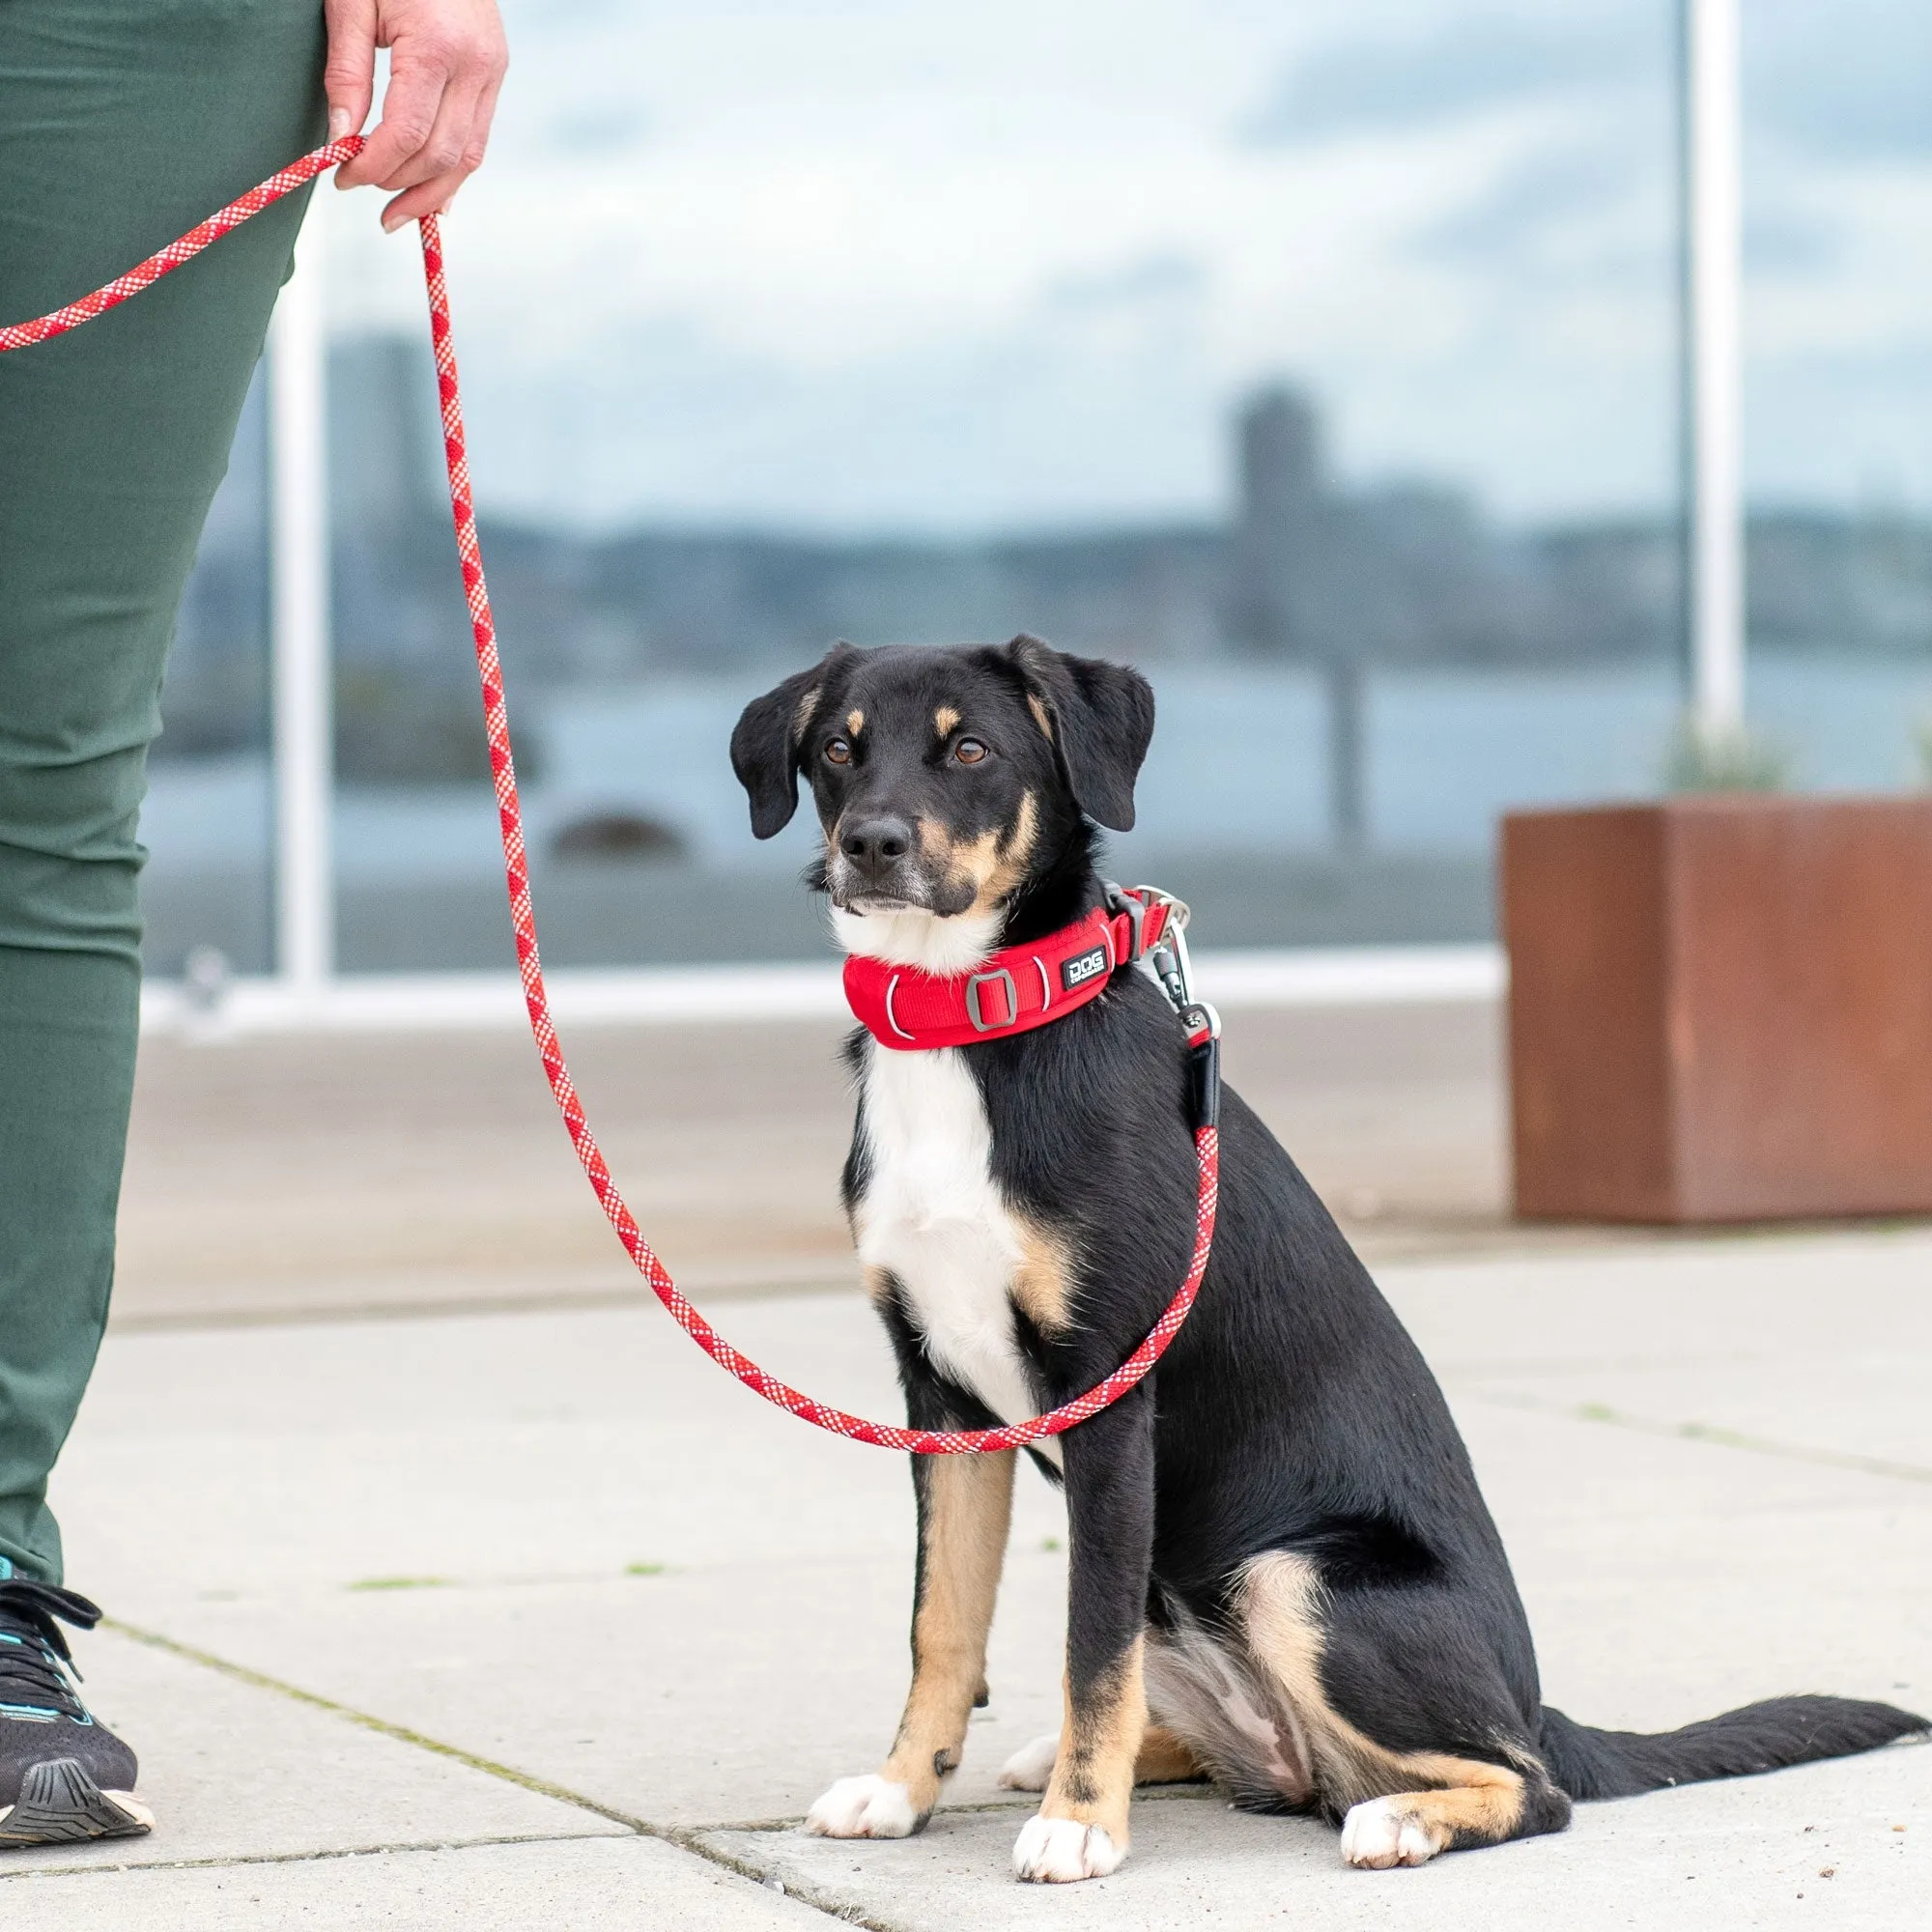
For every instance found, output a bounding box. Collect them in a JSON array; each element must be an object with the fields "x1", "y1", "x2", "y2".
[{"x1": 1061, "y1": 944, "x2": 1110, "y2": 993}]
